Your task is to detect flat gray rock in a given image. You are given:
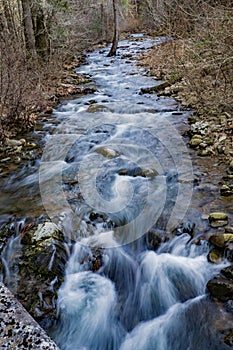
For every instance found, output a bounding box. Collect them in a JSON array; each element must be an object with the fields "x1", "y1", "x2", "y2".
[{"x1": 0, "y1": 283, "x2": 60, "y2": 349}]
